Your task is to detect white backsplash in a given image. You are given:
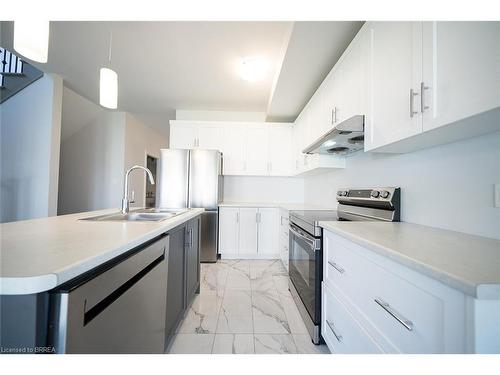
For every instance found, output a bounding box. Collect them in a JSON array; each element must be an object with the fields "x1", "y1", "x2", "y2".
[
  {"x1": 223, "y1": 176, "x2": 305, "y2": 204},
  {"x1": 303, "y1": 131, "x2": 500, "y2": 239}
]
